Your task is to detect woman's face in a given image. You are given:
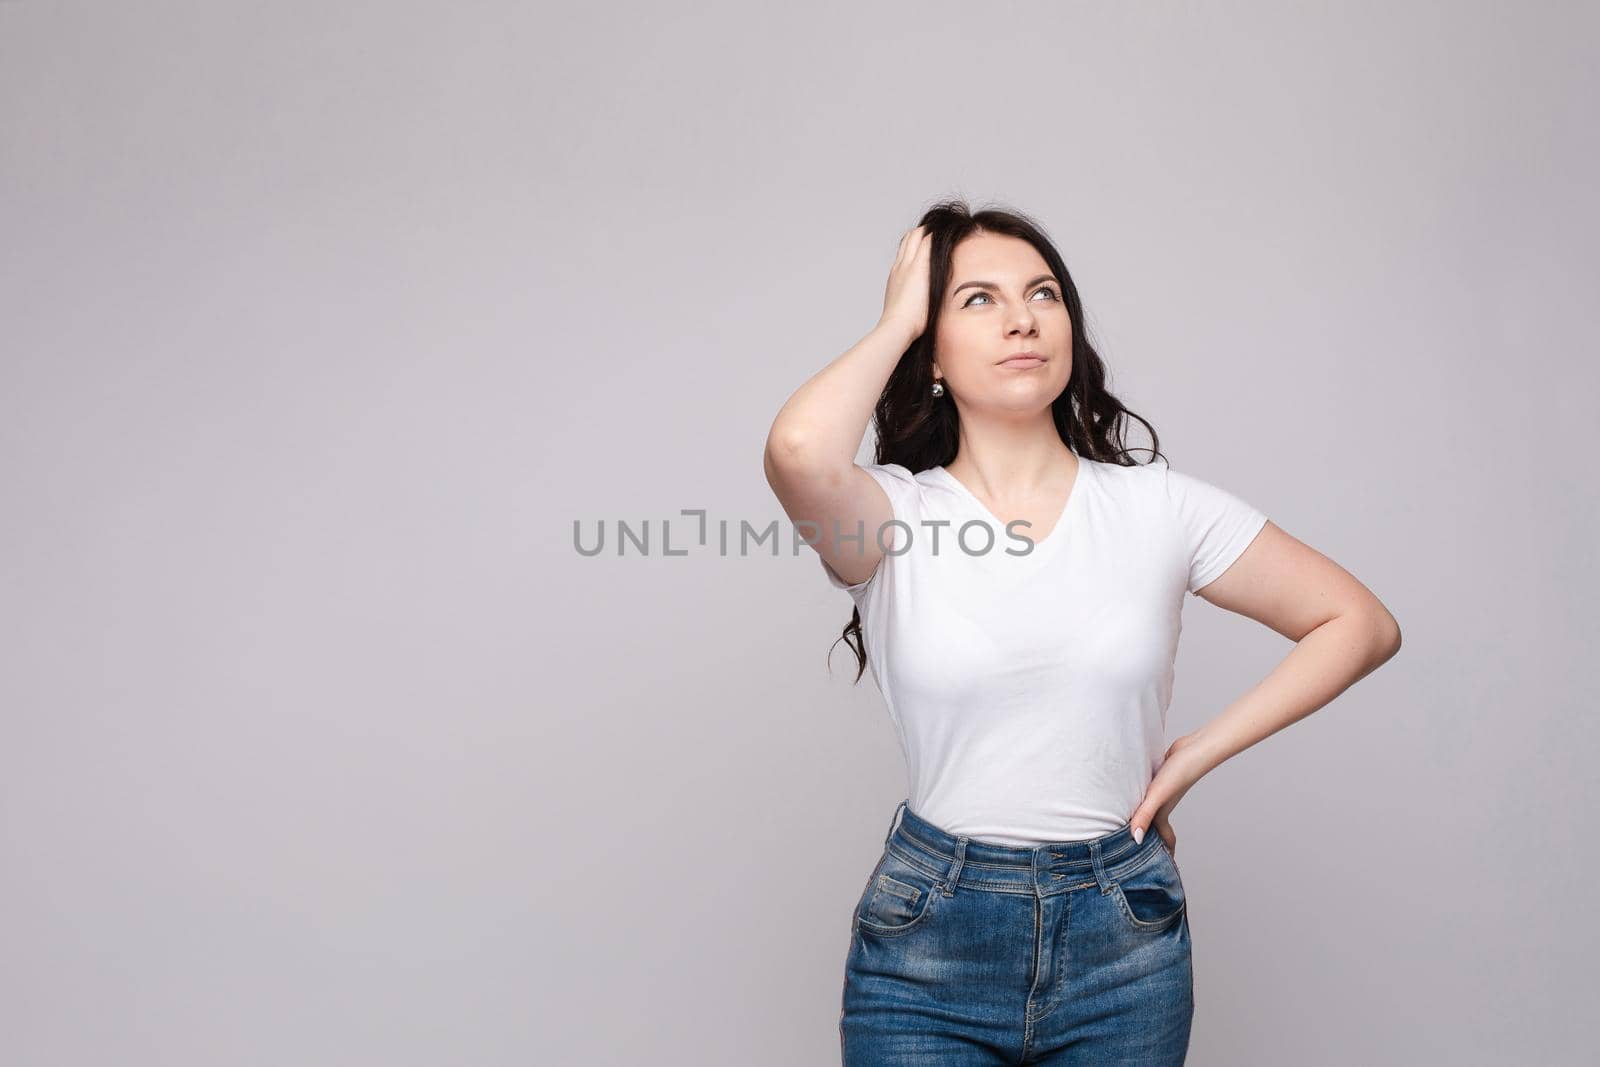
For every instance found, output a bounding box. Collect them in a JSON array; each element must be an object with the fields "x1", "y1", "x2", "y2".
[{"x1": 932, "y1": 232, "x2": 1073, "y2": 415}]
